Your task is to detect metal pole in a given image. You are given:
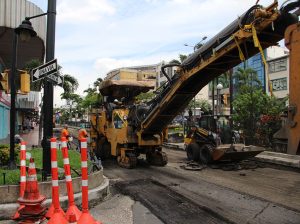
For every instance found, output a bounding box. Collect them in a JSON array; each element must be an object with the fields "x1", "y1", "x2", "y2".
[
  {"x1": 42, "y1": 0, "x2": 56, "y2": 176},
  {"x1": 229, "y1": 69, "x2": 233, "y2": 129},
  {"x1": 217, "y1": 88, "x2": 220, "y2": 116},
  {"x1": 9, "y1": 32, "x2": 17, "y2": 169},
  {"x1": 212, "y1": 79, "x2": 215, "y2": 116}
]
